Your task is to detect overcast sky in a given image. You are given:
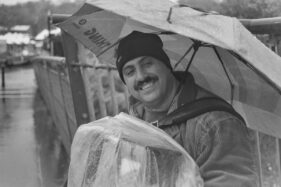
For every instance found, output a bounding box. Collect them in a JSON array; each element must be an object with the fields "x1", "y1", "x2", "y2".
[
  {"x1": 1, "y1": 0, "x2": 223, "y2": 6},
  {"x1": 0, "y1": 0, "x2": 74, "y2": 6},
  {"x1": 0, "y1": 0, "x2": 39, "y2": 5}
]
